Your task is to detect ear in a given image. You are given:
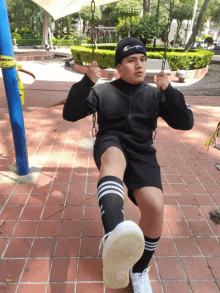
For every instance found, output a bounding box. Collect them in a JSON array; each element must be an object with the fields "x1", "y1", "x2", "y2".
[{"x1": 115, "y1": 63, "x2": 121, "y2": 74}]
